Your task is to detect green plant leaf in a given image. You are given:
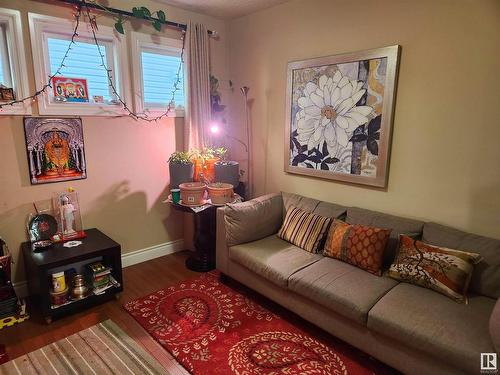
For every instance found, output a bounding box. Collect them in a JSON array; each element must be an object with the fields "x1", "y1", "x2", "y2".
[
  {"x1": 114, "y1": 21, "x2": 124, "y2": 34},
  {"x1": 141, "y1": 7, "x2": 151, "y2": 17},
  {"x1": 153, "y1": 20, "x2": 162, "y2": 31},
  {"x1": 157, "y1": 10, "x2": 166, "y2": 22},
  {"x1": 132, "y1": 7, "x2": 143, "y2": 18}
]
